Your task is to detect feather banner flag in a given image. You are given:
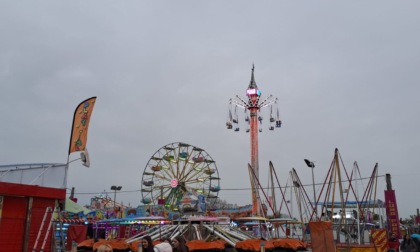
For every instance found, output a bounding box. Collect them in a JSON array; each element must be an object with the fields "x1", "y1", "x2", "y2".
[{"x1": 68, "y1": 97, "x2": 97, "y2": 154}]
